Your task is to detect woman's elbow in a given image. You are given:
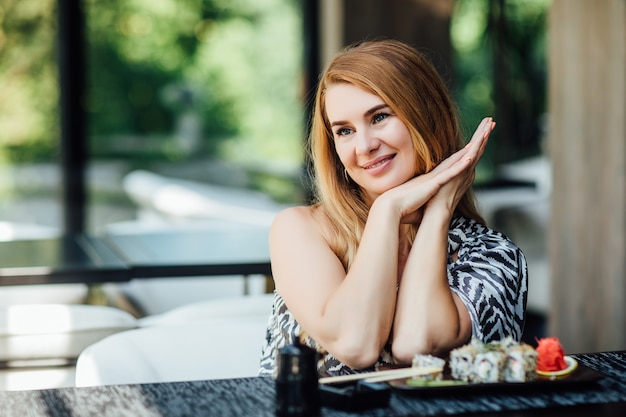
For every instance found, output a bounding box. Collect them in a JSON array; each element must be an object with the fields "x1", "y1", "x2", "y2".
[
  {"x1": 334, "y1": 340, "x2": 382, "y2": 370},
  {"x1": 392, "y1": 333, "x2": 456, "y2": 364},
  {"x1": 392, "y1": 338, "x2": 433, "y2": 365}
]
